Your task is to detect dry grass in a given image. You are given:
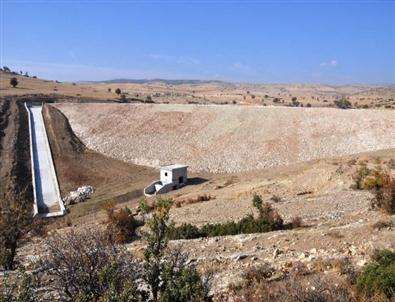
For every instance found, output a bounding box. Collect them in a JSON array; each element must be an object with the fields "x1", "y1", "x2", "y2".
[
  {"x1": 372, "y1": 219, "x2": 394, "y2": 230},
  {"x1": 175, "y1": 194, "x2": 214, "y2": 208}
]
